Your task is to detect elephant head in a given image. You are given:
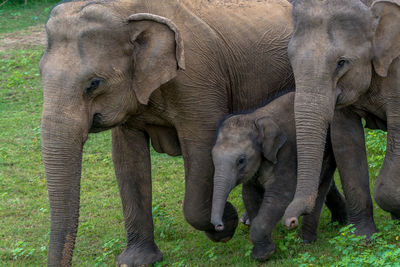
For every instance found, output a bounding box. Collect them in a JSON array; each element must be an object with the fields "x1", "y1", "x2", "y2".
[
  {"x1": 39, "y1": 2, "x2": 184, "y2": 265},
  {"x1": 283, "y1": 0, "x2": 400, "y2": 227},
  {"x1": 211, "y1": 115, "x2": 286, "y2": 231}
]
